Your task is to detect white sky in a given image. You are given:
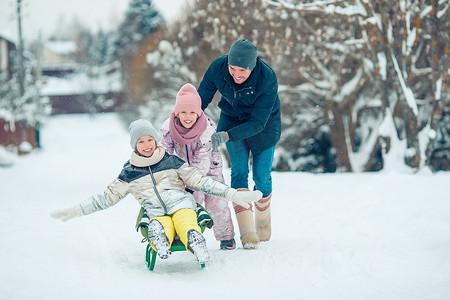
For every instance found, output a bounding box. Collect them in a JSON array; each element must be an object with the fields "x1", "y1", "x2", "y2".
[{"x1": 0, "y1": 0, "x2": 187, "y2": 42}]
